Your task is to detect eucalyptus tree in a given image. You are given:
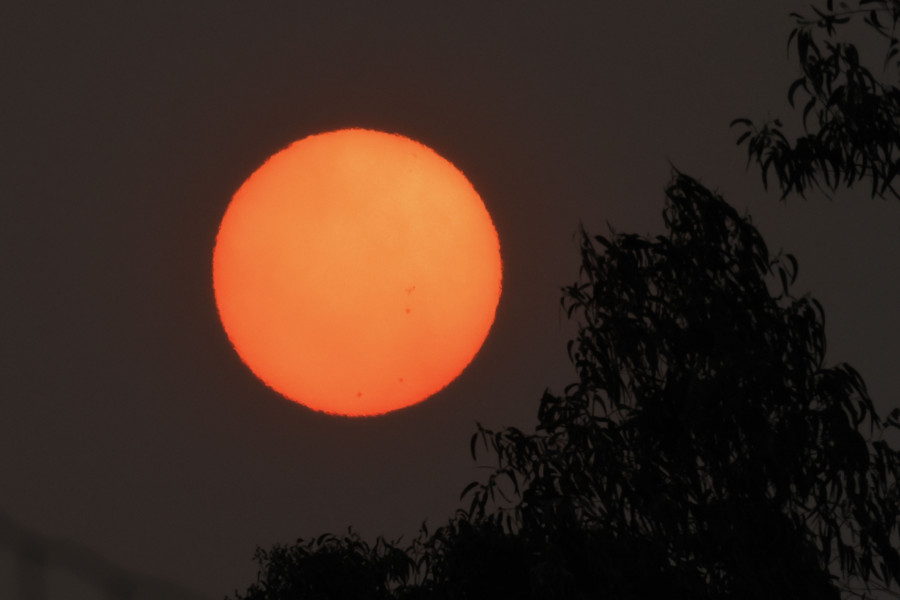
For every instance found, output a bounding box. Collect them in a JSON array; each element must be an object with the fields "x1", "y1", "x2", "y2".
[
  {"x1": 465, "y1": 172, "x2": 900, "y2": 599},
  {"x1": 232, "y1": 173, "x2": 900, "y2": 600}
]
